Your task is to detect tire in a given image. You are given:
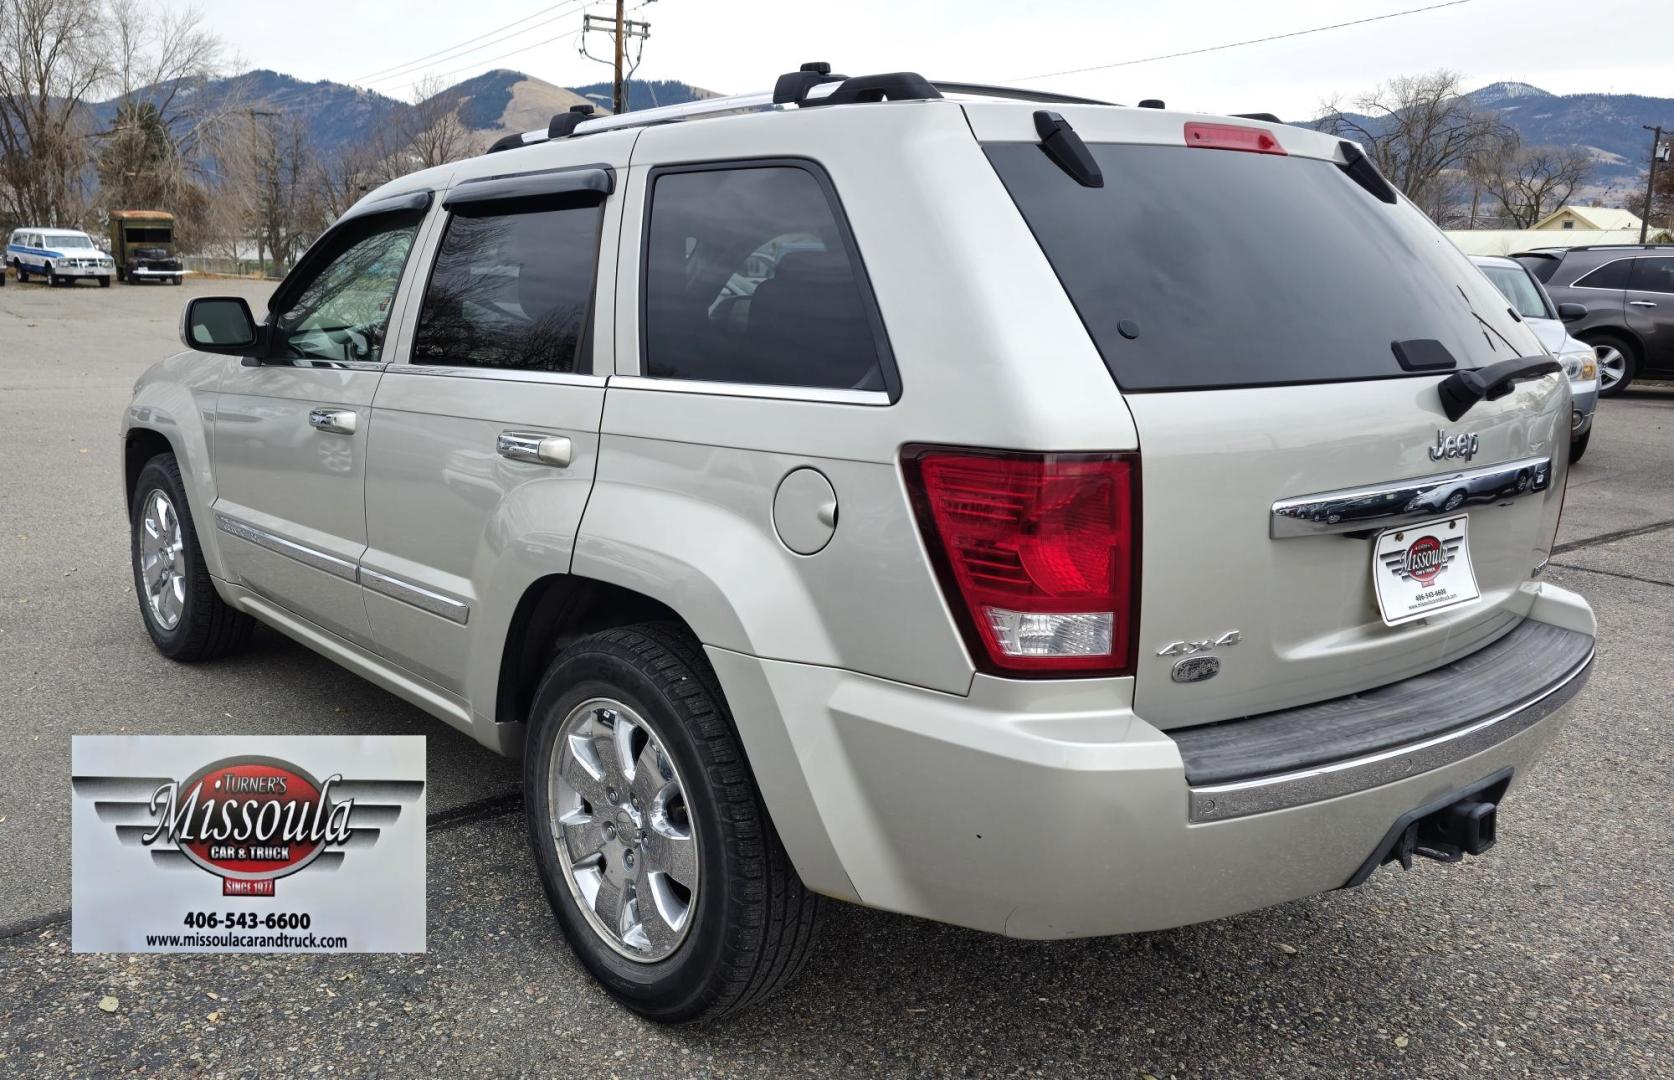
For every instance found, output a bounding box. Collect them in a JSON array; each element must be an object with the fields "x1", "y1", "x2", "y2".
[
  {"x1": 1588, "y1": 334, "x2": 1637, "y2": 397},
  {"x1": 129, "y1": 453, "x2": 254, "y2": 661},
  {"x1": 1570, "y1": 429, "x2": 1591, "y2": 464},
  {"x1": 523, "y1": 623, "x2": 822, "y2": 1023},
  {"x1": 15, "y1": 261, "x2": 28, "y2": 283},
  {"x1": 116, "y1": 267, "x2": 126, "y2": 283},
  {"x1": 173, "y1": 276, "x2": 183, "y2": 286},
  {"x1": 45, "y1": 263, "x2": 57, "y2": 286},
  {"x1": 98, "y1": 276, "x2": 110, "y2": 288}
]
